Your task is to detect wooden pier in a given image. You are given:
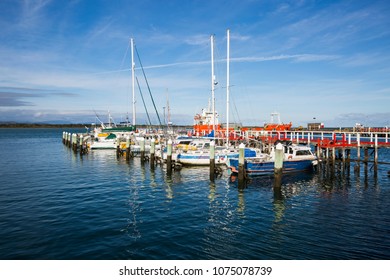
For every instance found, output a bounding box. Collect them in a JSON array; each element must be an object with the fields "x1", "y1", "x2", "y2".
[{"x1": 222, "y1": 129, "x2": 390, "y2": 164}]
